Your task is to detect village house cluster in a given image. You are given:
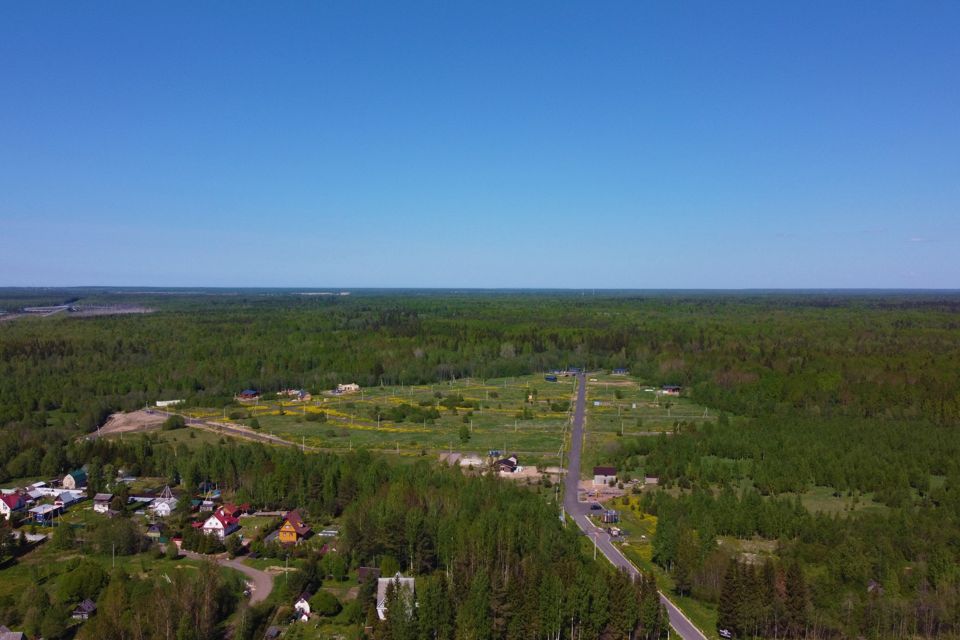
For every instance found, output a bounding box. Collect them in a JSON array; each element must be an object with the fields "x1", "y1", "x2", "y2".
[{"x1": 1, "y1": 469, "x2": 88, "y2": 525}]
